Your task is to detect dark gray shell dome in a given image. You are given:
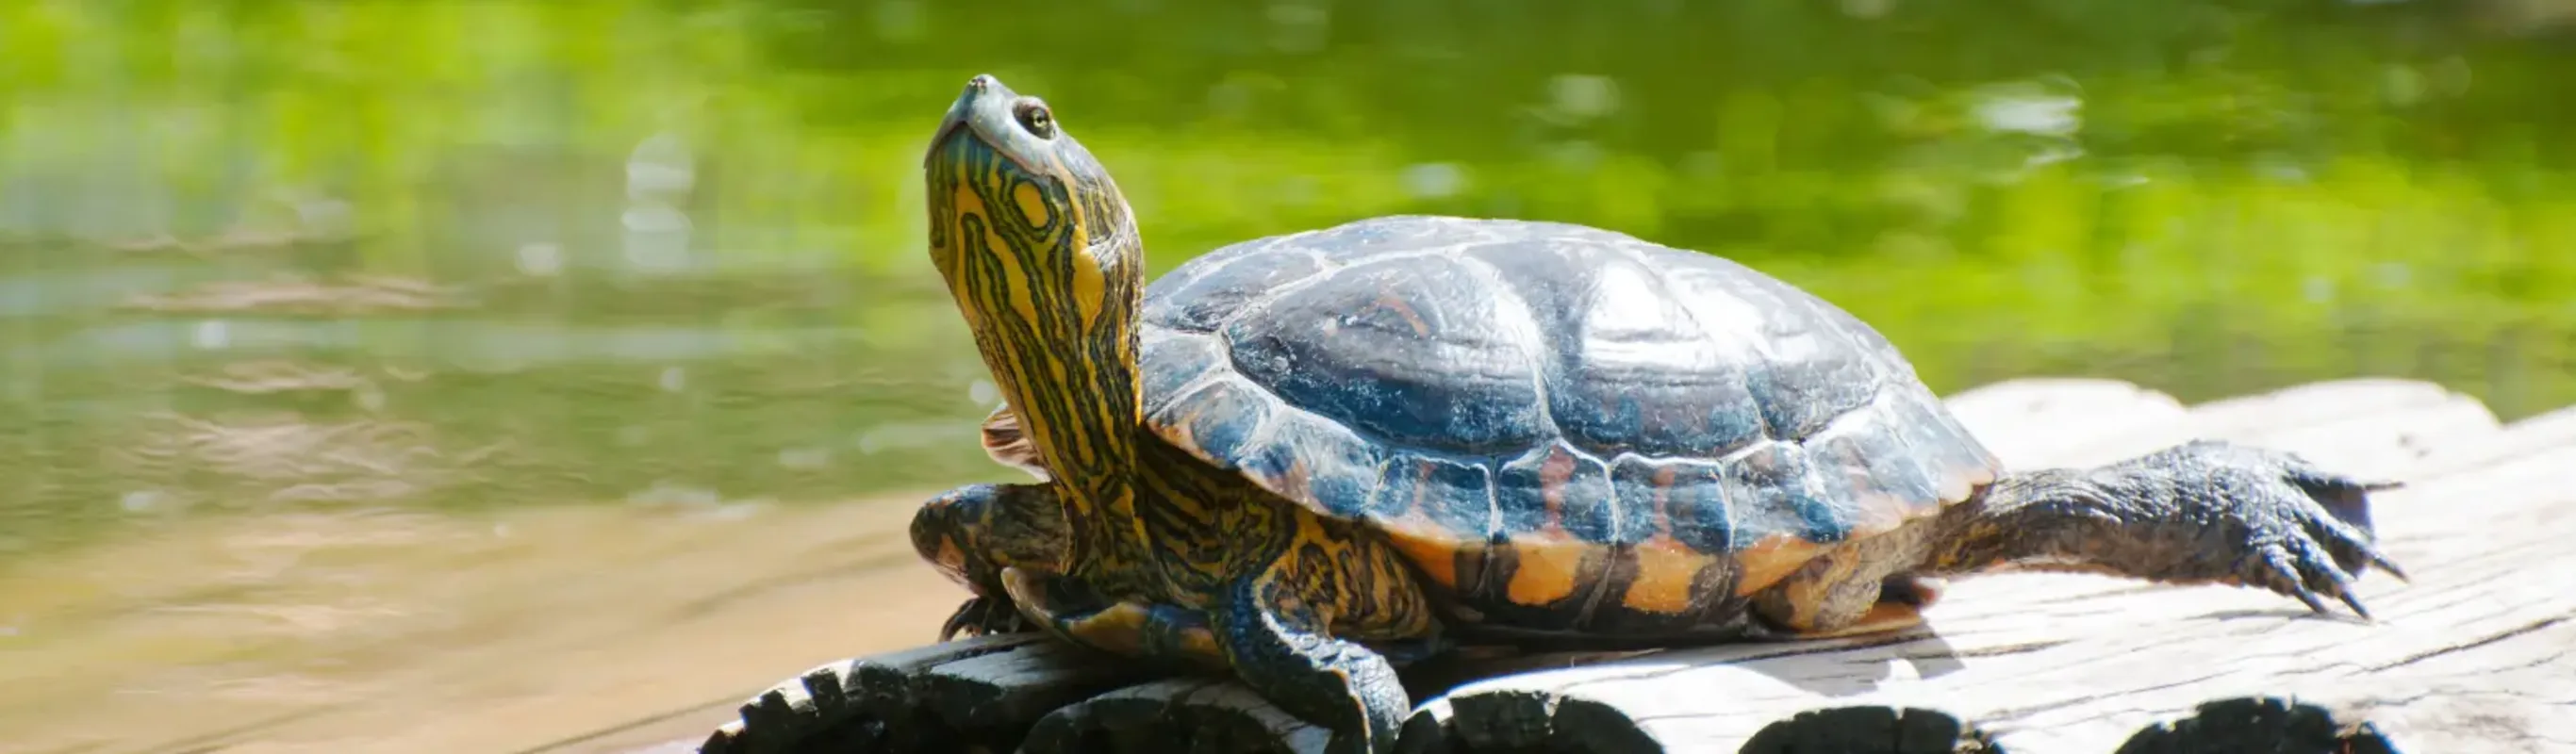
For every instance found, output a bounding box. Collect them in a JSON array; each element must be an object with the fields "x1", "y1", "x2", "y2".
[{"x1": 1134, "y1": 215, "x2": 2002, "y2": 566}]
